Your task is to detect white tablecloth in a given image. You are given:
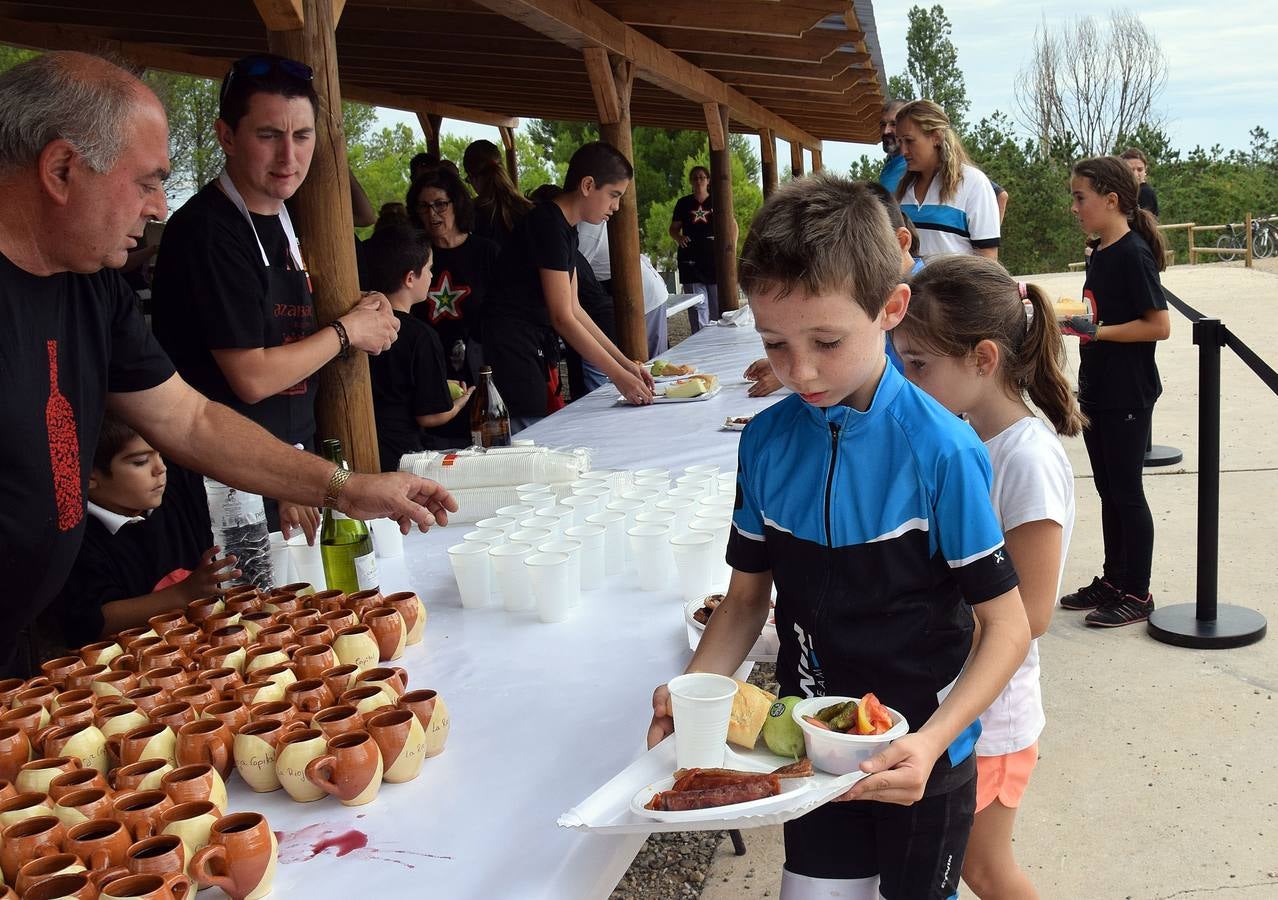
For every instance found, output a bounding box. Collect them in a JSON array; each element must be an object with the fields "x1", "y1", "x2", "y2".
[{"x1": 234, "y1": 322, "x2": 785, "y2": 900}]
